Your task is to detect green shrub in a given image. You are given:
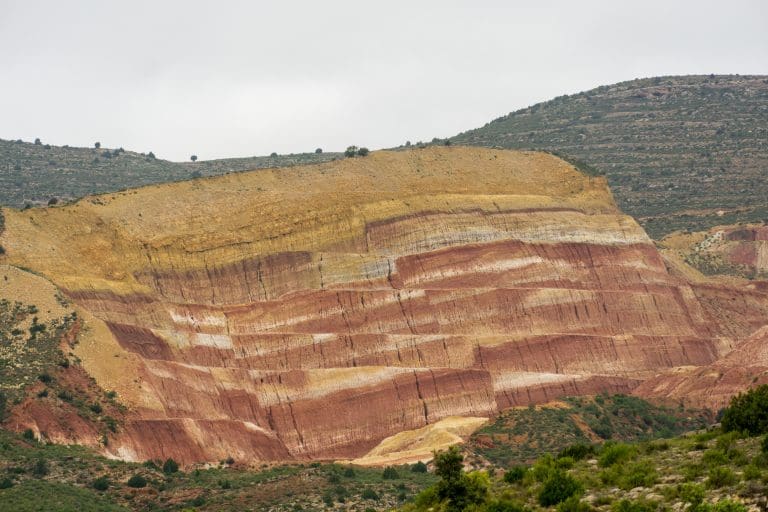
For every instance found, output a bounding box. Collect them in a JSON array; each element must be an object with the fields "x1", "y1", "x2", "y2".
[
  {"x1": 557, "y1": 495, "x2": 592, "y2": 512},
  {"x1": 361, "y1": 488, "x2": 379, "y2": 501},
  {"x1": 679, "y1": 483, "x2": 706, "y2": 510},
  {"x1": 556, "y1": 456, "x2": 575, "y2": 469},
  {"x1": 434, "y1": 447, "x2": 488, "y2": 511},
  {"x1": 413, "y1": 486, "x2": 439, "y2": 508},
  {"x1": 706, "y1": 466, "x2": 736, "y2": 488},
  {"x1": 92, "y1": 476, "x2": 110, "y2": 491},
  {"x1": 721, "y1": 385, "x2": 768, "y2": 435},
  {"x1": 37, "y1": 373, "x2": 52, "y2": 384},
  {"x1": 532, "y1": 454, "x2": 557, "y2": 482},
  {"x1": 712, "y1": 499, "x2": 747, "y2": 512},
  {"x1": 599, "y1": 443, "x2": 636, "y2": 467},
  {"x1": 56, "y1": 389, "x2": 73, "y2": 403},
  {"x1": 126, "y1": 474, "x2": 147, "y2": 488},
  {"x1": 411, "y1": 461, "x2": 428, "y2": 473},
  {"x1": 22, "y1": 429, "x2": 35, "y2": 441},
  {"x1": 620, "y1": 460, "x2": 658, "y2": 490},
  {"x1": 761, "y1": 434, "x2": 768, "y2": 455},
  {"x1": 0, "y1": 477, "x2": 13, "y2": 489},
  {"x1": 702, "y1": 449, "x2": 728, "y2": 467},
  {"x1": 682, "y1": 463, "x2": 705, "y2": 482},
  {"x1": 612, "y1": 499, "x2": 658, "y2": 512},
  {"x1": 503, "y1": 465, "x2": 527, "y2": 484},
  {"x1": 538, "y1": 470, "x2": 583, "y2": 507},
  {"x1": 345, "y1": 146, "x2": 358, "y2": 158},
  {"x1": 486, "y1": 498, "x2": 528, "y2": 512},
  {"x1": 32, "y1": 458, "x2": 49, "y2": 477},
  {"x1": 357, "y1": 147, "x2": 370, "y2": 157},
  {"x1": 344, "y1": 466, "x2": 356, "y2": 477},
  {"x1": 716, "y1": 431, "x2": 741, "y2": 452},
  {"x1": 162, "y1": 458, "x2": 179, "y2": 474},
  {"x1": 559, "y1": 443, "x2": 596, "y2": 461},
  {"x1": 89, "y1": 403, "x2": 102, "y2": 414},
  {"x1": 382, "y1": 466, "x2": 399, "y2": 479},
  {"x1": 743, "y1": 464, "x2": 761, "y2": 480}
]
